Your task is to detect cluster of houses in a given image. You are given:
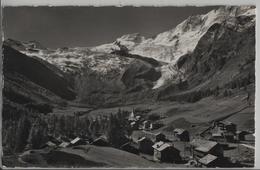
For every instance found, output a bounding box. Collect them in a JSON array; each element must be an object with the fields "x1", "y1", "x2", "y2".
[
  {"x1": 190, "y1": 139, "x2": 224, "y2": 167},
  {"x1": 40, "y1": 109, "x2": 254, "y2": 168},
  {"x1": 209, "y1": 121, "x2": 254, "y2": 143},
  {"x1": 120, "y1": 130, "x2": 227, "y2": 167},
  {"x1": 41, "y1": 134, "x2": 110, "y2": 150}
]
